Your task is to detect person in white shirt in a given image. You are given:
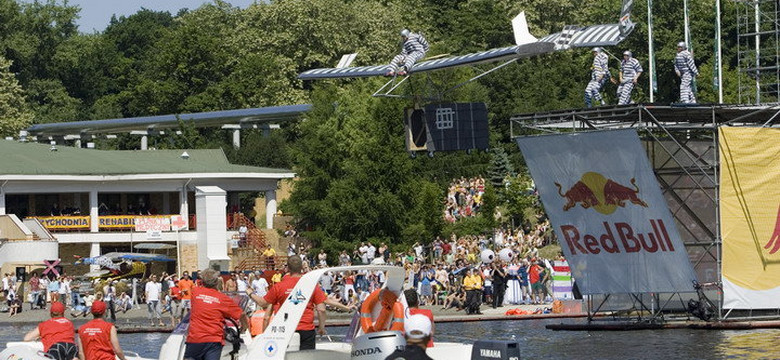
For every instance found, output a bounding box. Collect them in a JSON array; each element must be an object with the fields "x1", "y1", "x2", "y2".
[
  {"x1": 251, "y1": 272, "x2": 269, "y2": 298},
  {"x1": 58, "y1": 277, "x2": 71, "y2": 308},
  {"x1": 145, "y1": 275, "x2": 164, "y2": 326},
  {"x1": 358, "y1": 243, "x2": 368, "y2": 265},
  {"x1": 103, "y1": 280, "x2": 117, "y2": 322},
  {"x1": 366, "y1": 243, "x2": 376, "y2": 263},
  {"x1": 236, "y1": 275, "x2": 248, "y2": 292}
]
